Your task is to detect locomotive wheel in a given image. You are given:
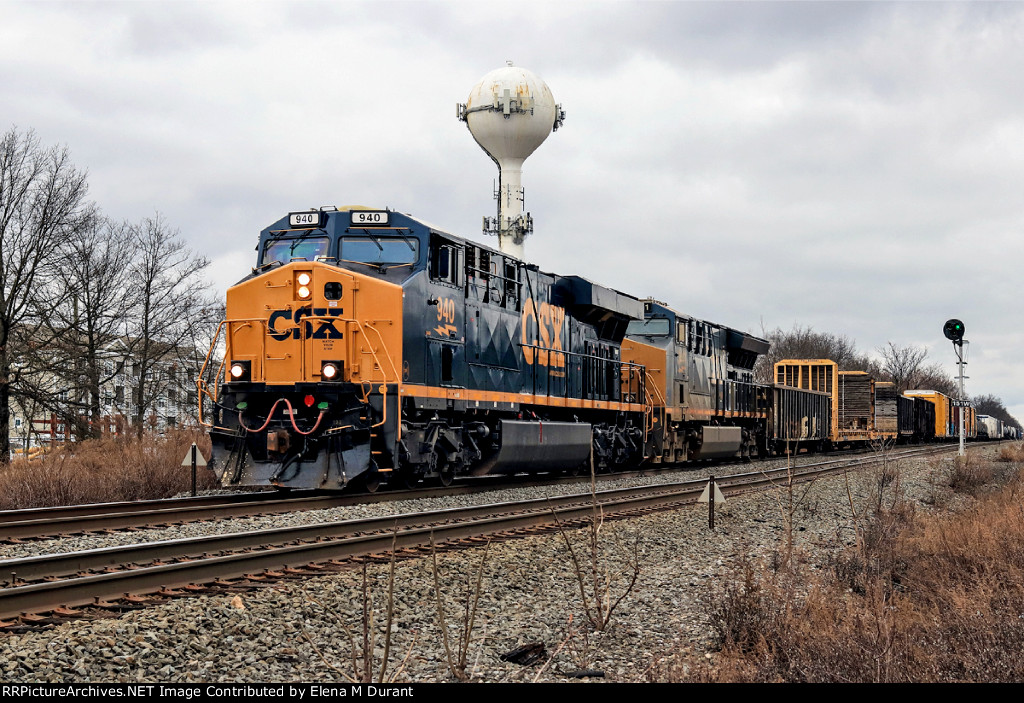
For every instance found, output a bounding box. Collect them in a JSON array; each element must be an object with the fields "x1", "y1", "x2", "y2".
[
  {"x1": 394, "y1": 469, "x2": 420, "y2": 490},
  {"x1": 438, "y1": 467, "x2": 454, "y2": 487},
  {"x1": 360, "y1": 471, "x2": 381, "y2": 494},
  {"x1": 427, "y1": 449, "x2": 454, "y2": 487}
]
